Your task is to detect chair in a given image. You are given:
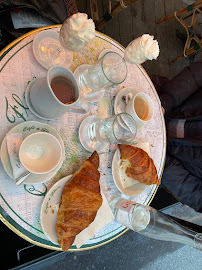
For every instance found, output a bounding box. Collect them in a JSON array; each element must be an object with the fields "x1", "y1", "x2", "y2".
[
  {"x1": 157, "y1": 0, "x2": 202, "y2": 64},
  {"x1": 89, "y1": 0, "x2": 139, "y2": 30}
]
